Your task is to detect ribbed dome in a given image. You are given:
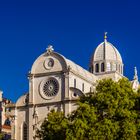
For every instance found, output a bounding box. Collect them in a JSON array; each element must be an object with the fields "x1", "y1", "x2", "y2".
[
  {"x1": 89, "y1": 37, "x2": 123, "y2": 75},
  {"x1": 93, "y1": 41, "x2": 122, "y2": 63}
]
